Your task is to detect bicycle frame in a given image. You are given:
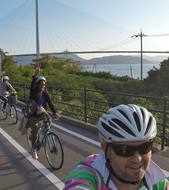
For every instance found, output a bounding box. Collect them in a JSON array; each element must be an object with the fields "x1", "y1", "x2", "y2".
[{"x1": 37, "y1": 119, "x2": 53, "y2": 150}]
